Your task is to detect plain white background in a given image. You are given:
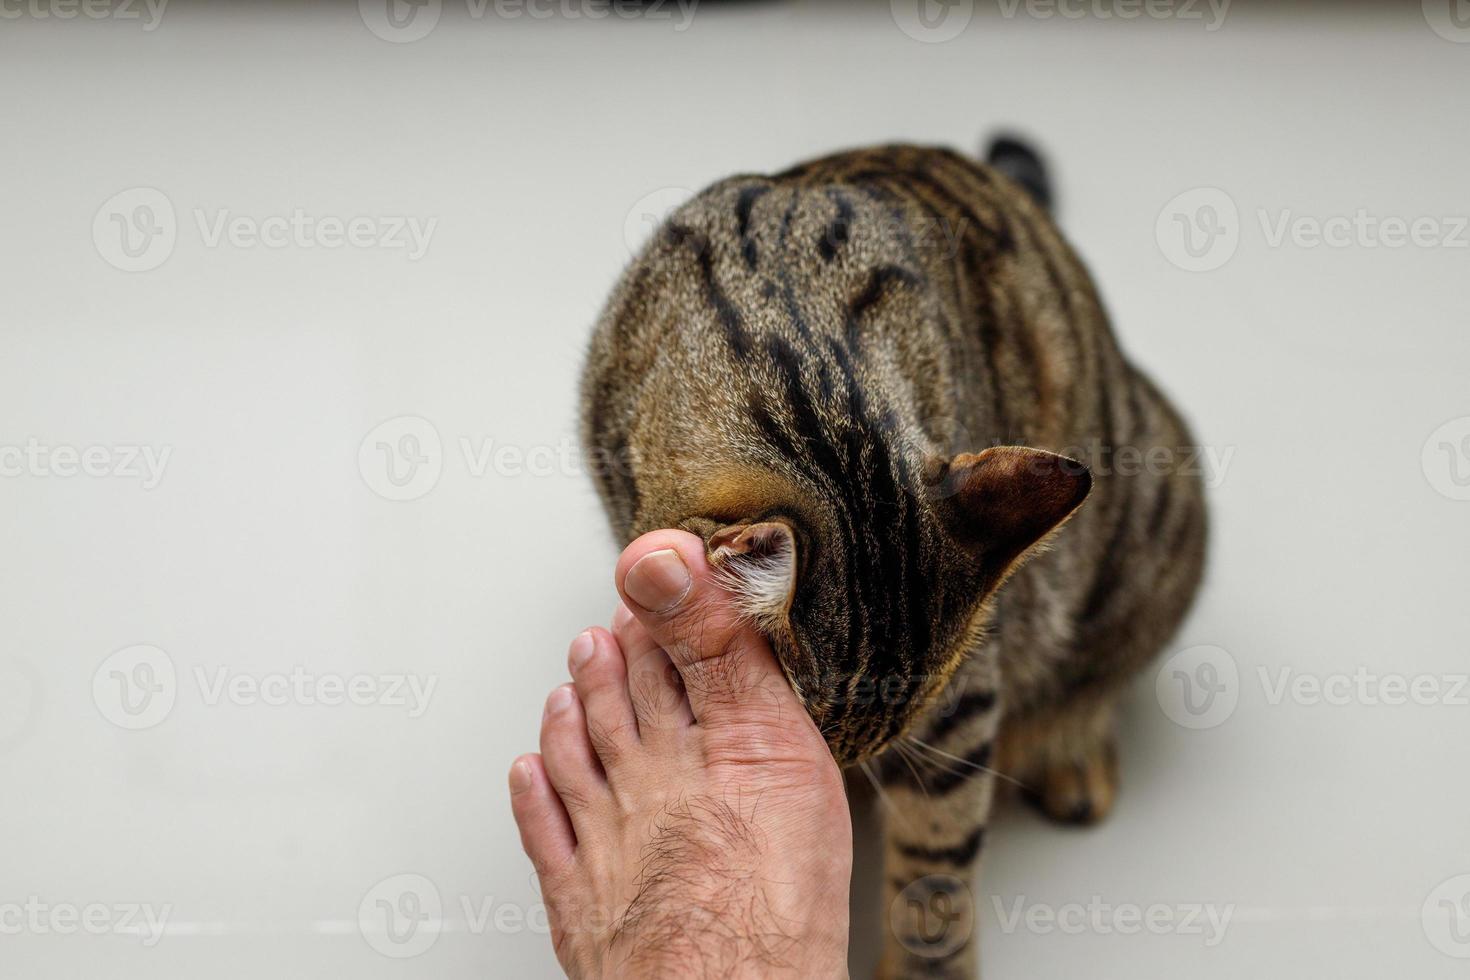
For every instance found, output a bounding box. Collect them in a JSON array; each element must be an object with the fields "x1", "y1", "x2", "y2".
[{"x1": 2, "y1": 1, "x2": 1468, "y2": 976}]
